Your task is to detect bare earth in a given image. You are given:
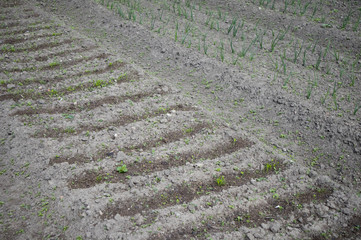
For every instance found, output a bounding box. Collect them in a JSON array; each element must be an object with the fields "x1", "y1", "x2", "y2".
[{"x1": 1, "y1": 0, "x2": 361, "y2": 239}]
